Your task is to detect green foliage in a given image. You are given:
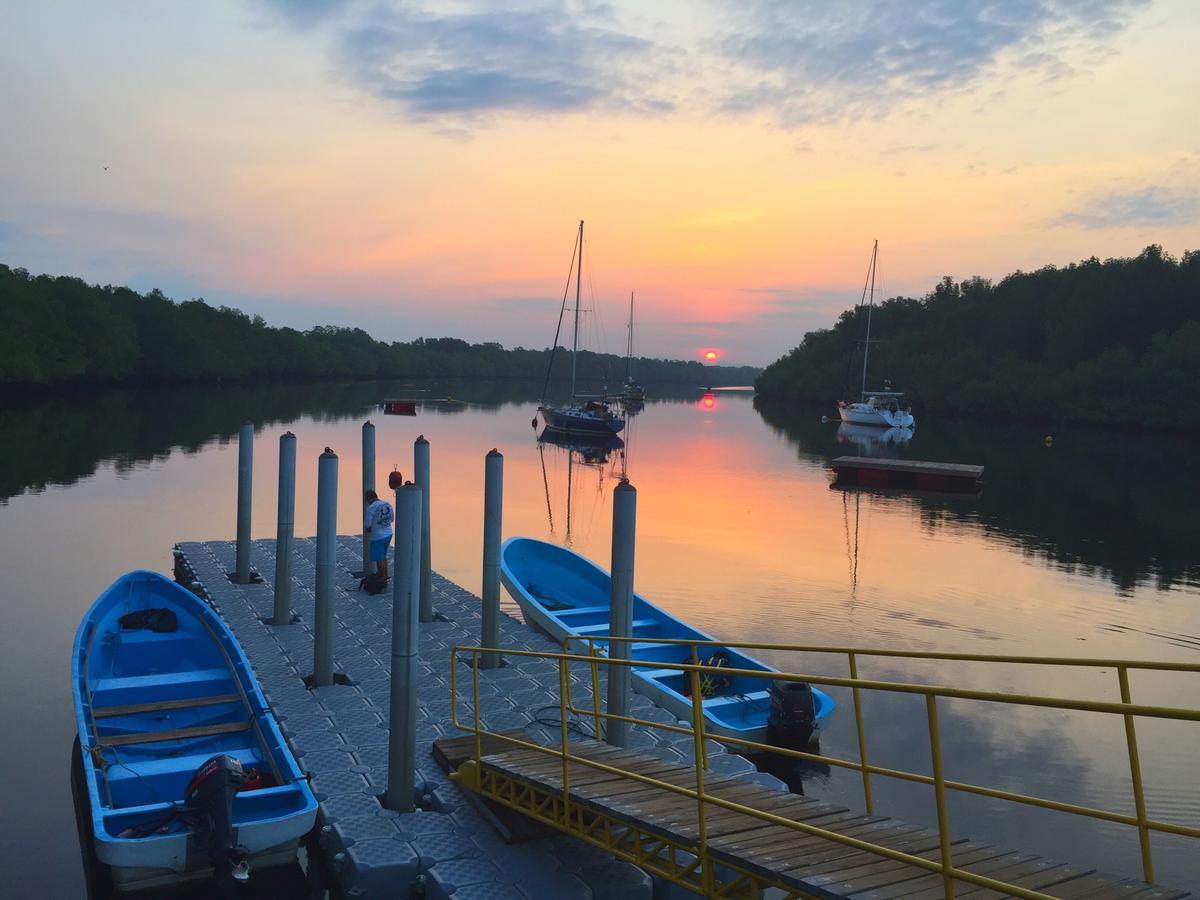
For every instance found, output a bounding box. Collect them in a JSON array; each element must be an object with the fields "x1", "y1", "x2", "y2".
[
  {"x1": 756, "y1": 246, "x2": 1200, "y2": 428},
  {"x1": 0, "y1": 265, "x2": 760, "y2": 389}
]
